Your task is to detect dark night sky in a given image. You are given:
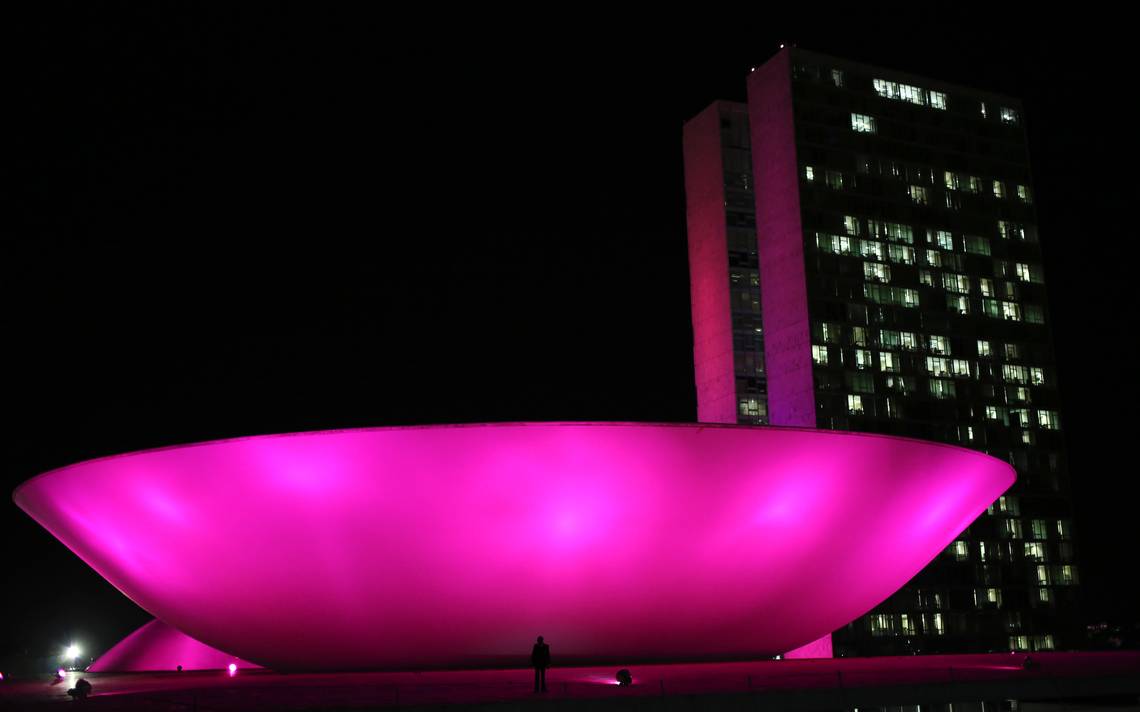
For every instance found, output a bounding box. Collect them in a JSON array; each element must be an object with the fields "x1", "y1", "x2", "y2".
[{"x1": 6, "y1": 8, "x2": 1137, "y2": 663}]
